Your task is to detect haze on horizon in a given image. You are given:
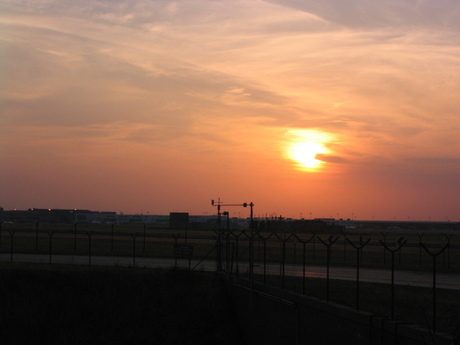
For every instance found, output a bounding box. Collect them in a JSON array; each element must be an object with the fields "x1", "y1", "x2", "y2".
[{"x1": 1, "y1": 0, "x2": 459, "y2": 221}]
